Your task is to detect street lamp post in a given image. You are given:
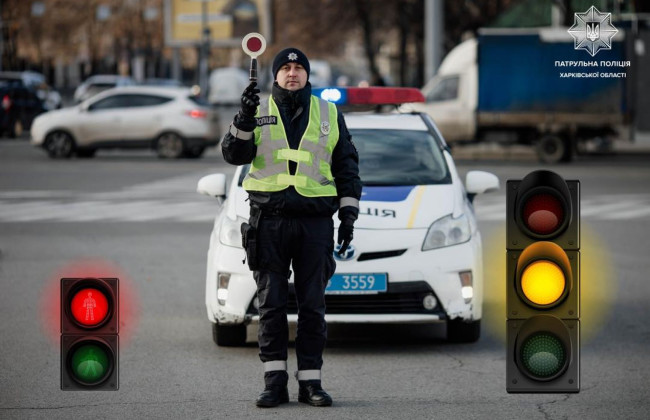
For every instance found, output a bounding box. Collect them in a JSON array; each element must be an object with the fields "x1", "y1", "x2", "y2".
[{"x1": 199, "y1": 0, "x2": 212, "y2": 97}]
